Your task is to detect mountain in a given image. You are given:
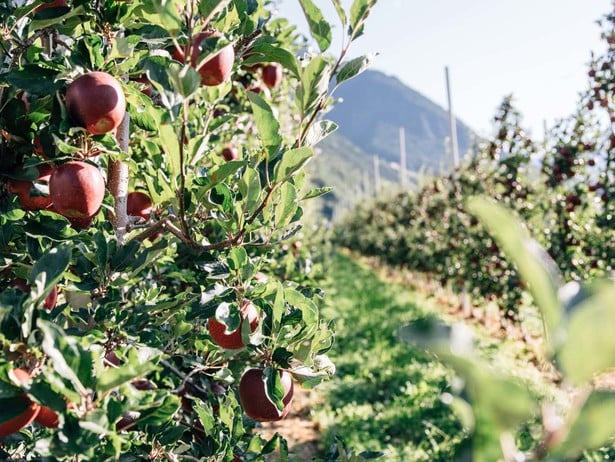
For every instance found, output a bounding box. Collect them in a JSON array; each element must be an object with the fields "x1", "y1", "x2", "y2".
[
  {"x1": 305, "y1": 69, "x2": 478, "y2": 221},
  {"x1": 325, "y1": 69, "x2": 476, "y2": 172},
  {"x1": 306, "y1": 131, "x2": 399, "y2": 220}
]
